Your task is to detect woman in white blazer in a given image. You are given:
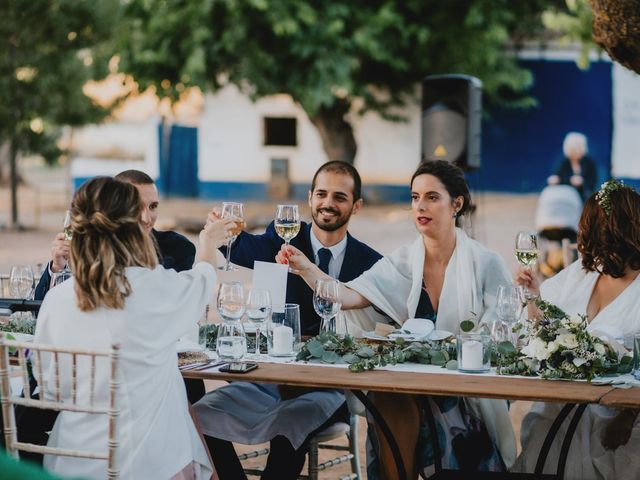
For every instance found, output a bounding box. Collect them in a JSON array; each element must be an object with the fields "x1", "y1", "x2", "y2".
[{"x1": 35, "y1": 176, "x2": 234, "y2": 479}]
